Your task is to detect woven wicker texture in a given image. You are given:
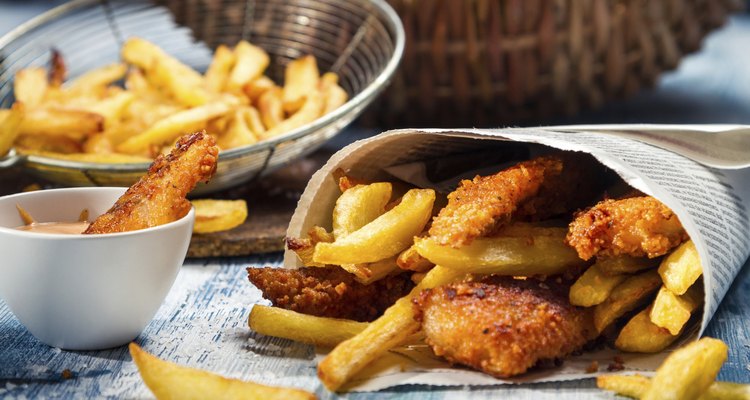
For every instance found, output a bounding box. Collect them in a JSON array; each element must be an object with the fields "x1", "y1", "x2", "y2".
[{"x1": 159, "y1": 0, "x2": 744, "y2": 126}]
